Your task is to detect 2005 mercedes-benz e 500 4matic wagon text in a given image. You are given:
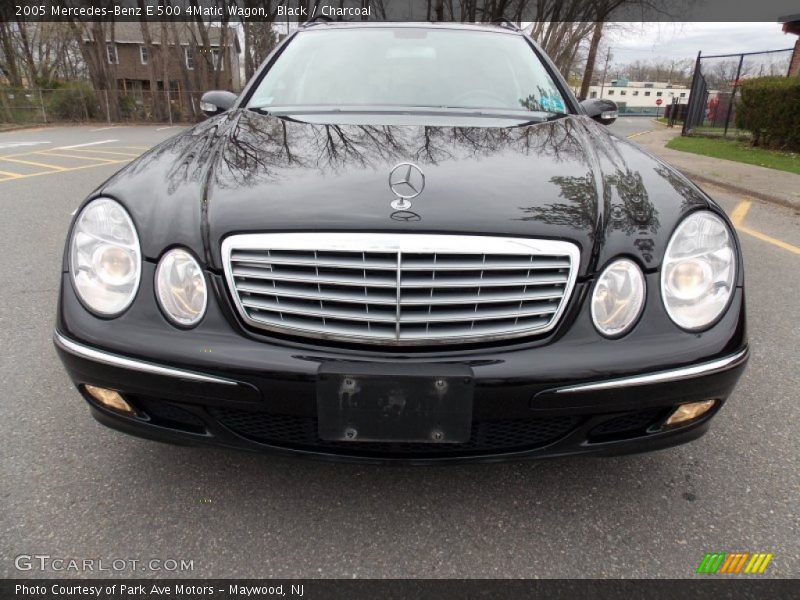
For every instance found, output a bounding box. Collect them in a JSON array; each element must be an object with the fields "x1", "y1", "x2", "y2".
[{"x1": 55, "y1": 21, "x2": 748, "y2": 463}]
